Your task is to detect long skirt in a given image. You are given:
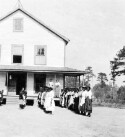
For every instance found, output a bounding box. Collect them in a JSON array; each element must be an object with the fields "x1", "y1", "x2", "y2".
[
  {"x1": 19, "y1": 99, "x2": 26, "y2": 109},
  {"x1": 44, "y1": 98, "x2": 55, "y2": 112},
  {"x1": 66, "y1": 95, "x2": 70, "y2": 108},
  {"x1": 79, "y1": 103, "x2": 86, "y2": 113},
  {"x1": 60, "y1": 96, "x2": 65, "y2": 107},
  {"x1": 19, "y1": 99, "x2": 26, "y2": 105},
  {"x1": 61, "y1": 96, "x2": 65, "y2": 107},
  {"x1": 0, "y1": 94, "x2": 3, "y2": 104},
  {"x1": 68, "y1": 96, "x2": 74, "y2": 110},
  {"x1": 86, "y1": 98, "x2": 92, "y2": 113},
  {"x1": 74, "y1": 97, "x2": 79, "y2": 113},
  {"x1": 41, "y1": 98, "x2": 45, "y2": 107}
]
